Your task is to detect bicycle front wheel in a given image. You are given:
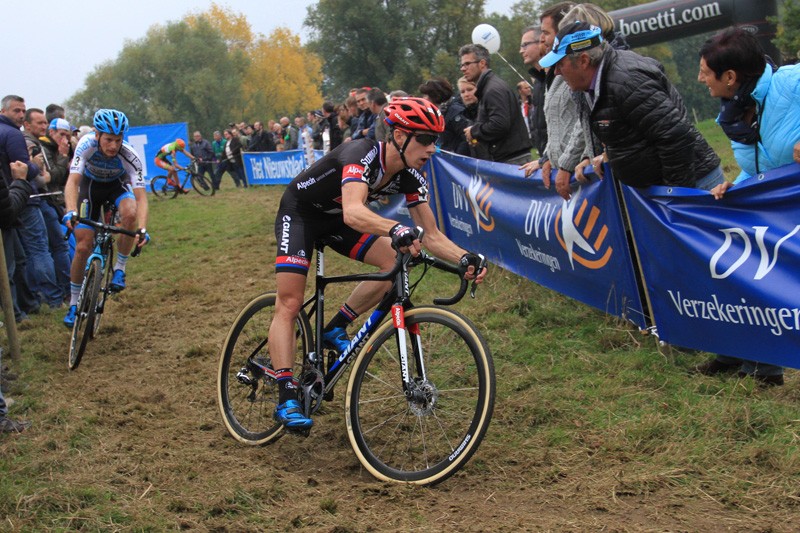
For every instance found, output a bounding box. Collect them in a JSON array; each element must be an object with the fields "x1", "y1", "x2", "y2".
[
  {"x1": 92, "y1": 244, "x2": 114, "y2": 339},
  {"x1": 150, "y1": 176, "x2": 178, "y2": 198},
  {"x1": 68, "y1": 259, "x2": 102, "y2": 370},
  {"x1": 191, "y1": 173, "x2": 214, "y2": 196},
  {"x1": 217, "y1": 292, "x2": 312, "y2": 445},
  {"x1": 346, "y1": 306, "x2": 494, "y2": 485}
]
